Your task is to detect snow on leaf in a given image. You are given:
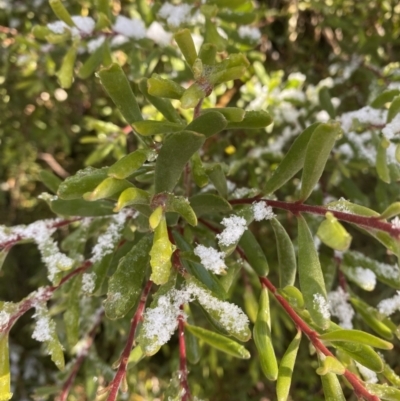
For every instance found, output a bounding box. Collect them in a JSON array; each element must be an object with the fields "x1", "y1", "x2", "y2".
[
  {"x1": 377, "y1": 291, "x2": 400, "y2": 317},
  {"x1": 112, "y1": 15, "x2": 146, "y2": 39},
  {"x1": 252, "y1": 202, "x2": 276, "y2": 221},
  {"x1": 216, "y1": 215, "x2": 247, "y2": 246},
  {"x1": 194, "y1": 244, "x2": 226, "y2": 275},
  {"x1": 313, "y1": 293, "x2": 331, "y2": 320},
  {"x1": 328, "y1": 287, "x2": 354, "y2": 329}
]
